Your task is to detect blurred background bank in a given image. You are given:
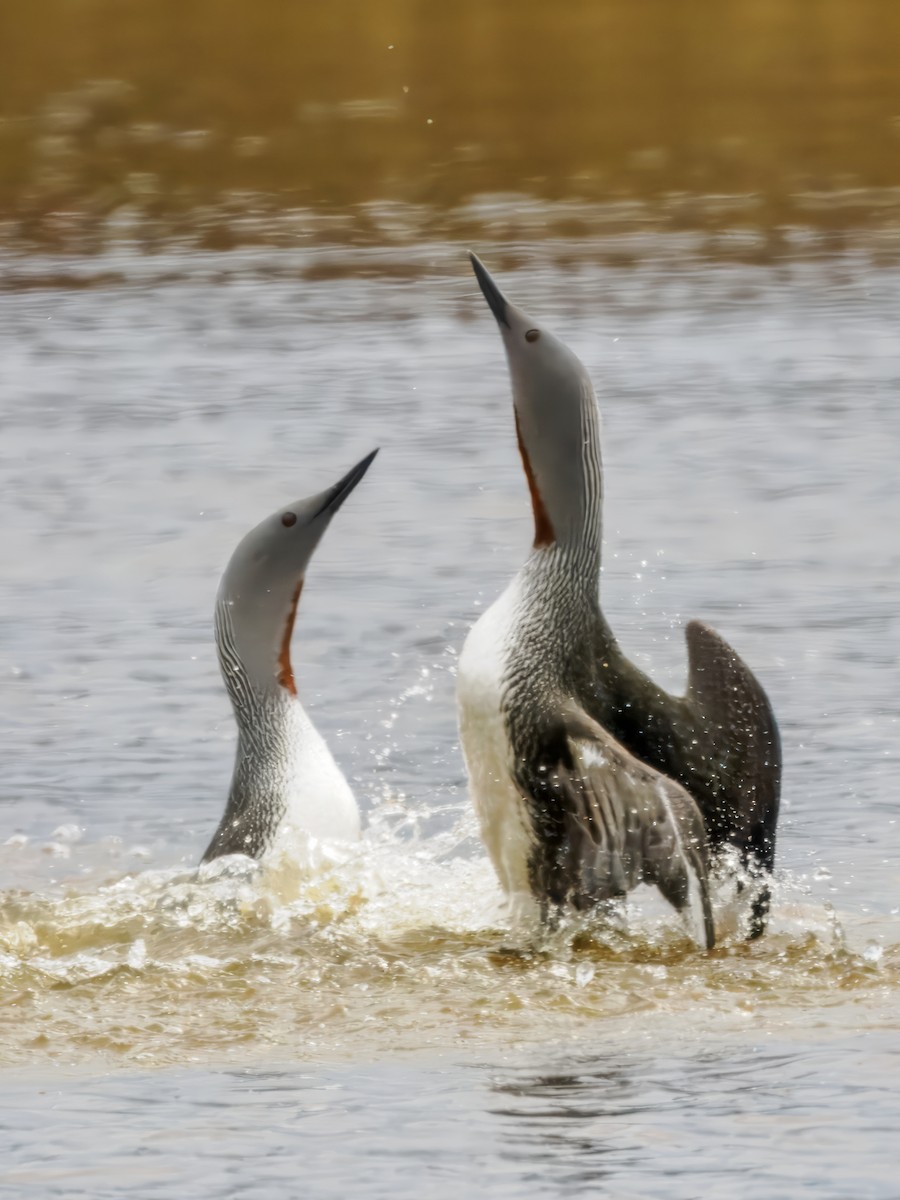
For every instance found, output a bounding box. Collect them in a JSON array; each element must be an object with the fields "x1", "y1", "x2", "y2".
[{"x1": 2, "y1": 0, "x2": 900, "y2": 261}]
